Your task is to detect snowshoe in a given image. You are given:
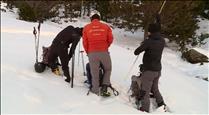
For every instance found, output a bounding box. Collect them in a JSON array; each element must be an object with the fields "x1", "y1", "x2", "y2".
[
  {"x1": 100, "y1": 91, "x2": 111, "y2": 97},
  {"x1": 100, "y1": 85, "x2": 111, "y2": 97}
]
